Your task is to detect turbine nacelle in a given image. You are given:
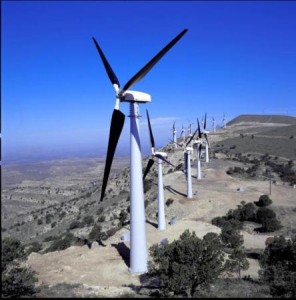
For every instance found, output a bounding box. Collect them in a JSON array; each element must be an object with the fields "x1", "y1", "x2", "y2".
[
  {"x1": 154, "y1": 151, "x2": 168, "y2": 158},
  {"x1": 121, "y1": 90, "x2": 151, "y2": 103},
  {"x1": 185, "y1": 146, "x2": 193, "y2": 153}
]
